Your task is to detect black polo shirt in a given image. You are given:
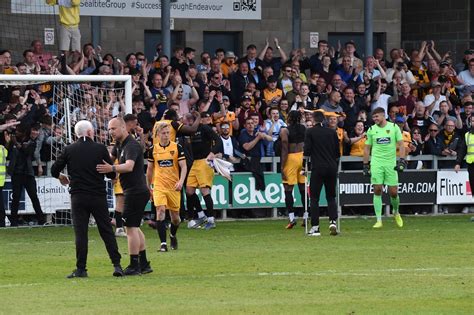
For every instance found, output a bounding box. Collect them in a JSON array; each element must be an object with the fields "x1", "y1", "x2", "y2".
[{"x1": 116, "y1": 135, "x2": 148, "y2": 195}]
